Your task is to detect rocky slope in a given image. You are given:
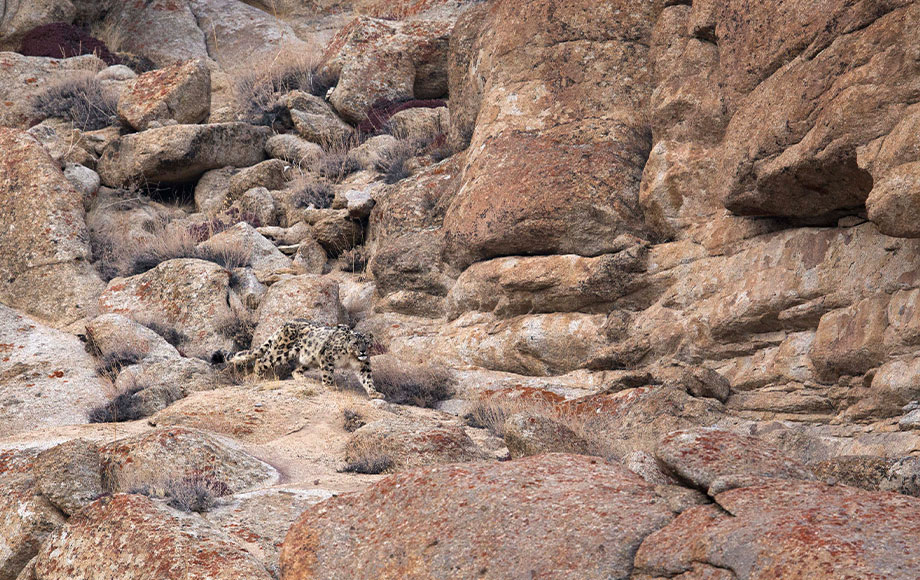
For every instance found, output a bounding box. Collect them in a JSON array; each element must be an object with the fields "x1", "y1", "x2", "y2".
[{"x1": 4, "y1": 0, "x2": 920, "y2": 578}]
